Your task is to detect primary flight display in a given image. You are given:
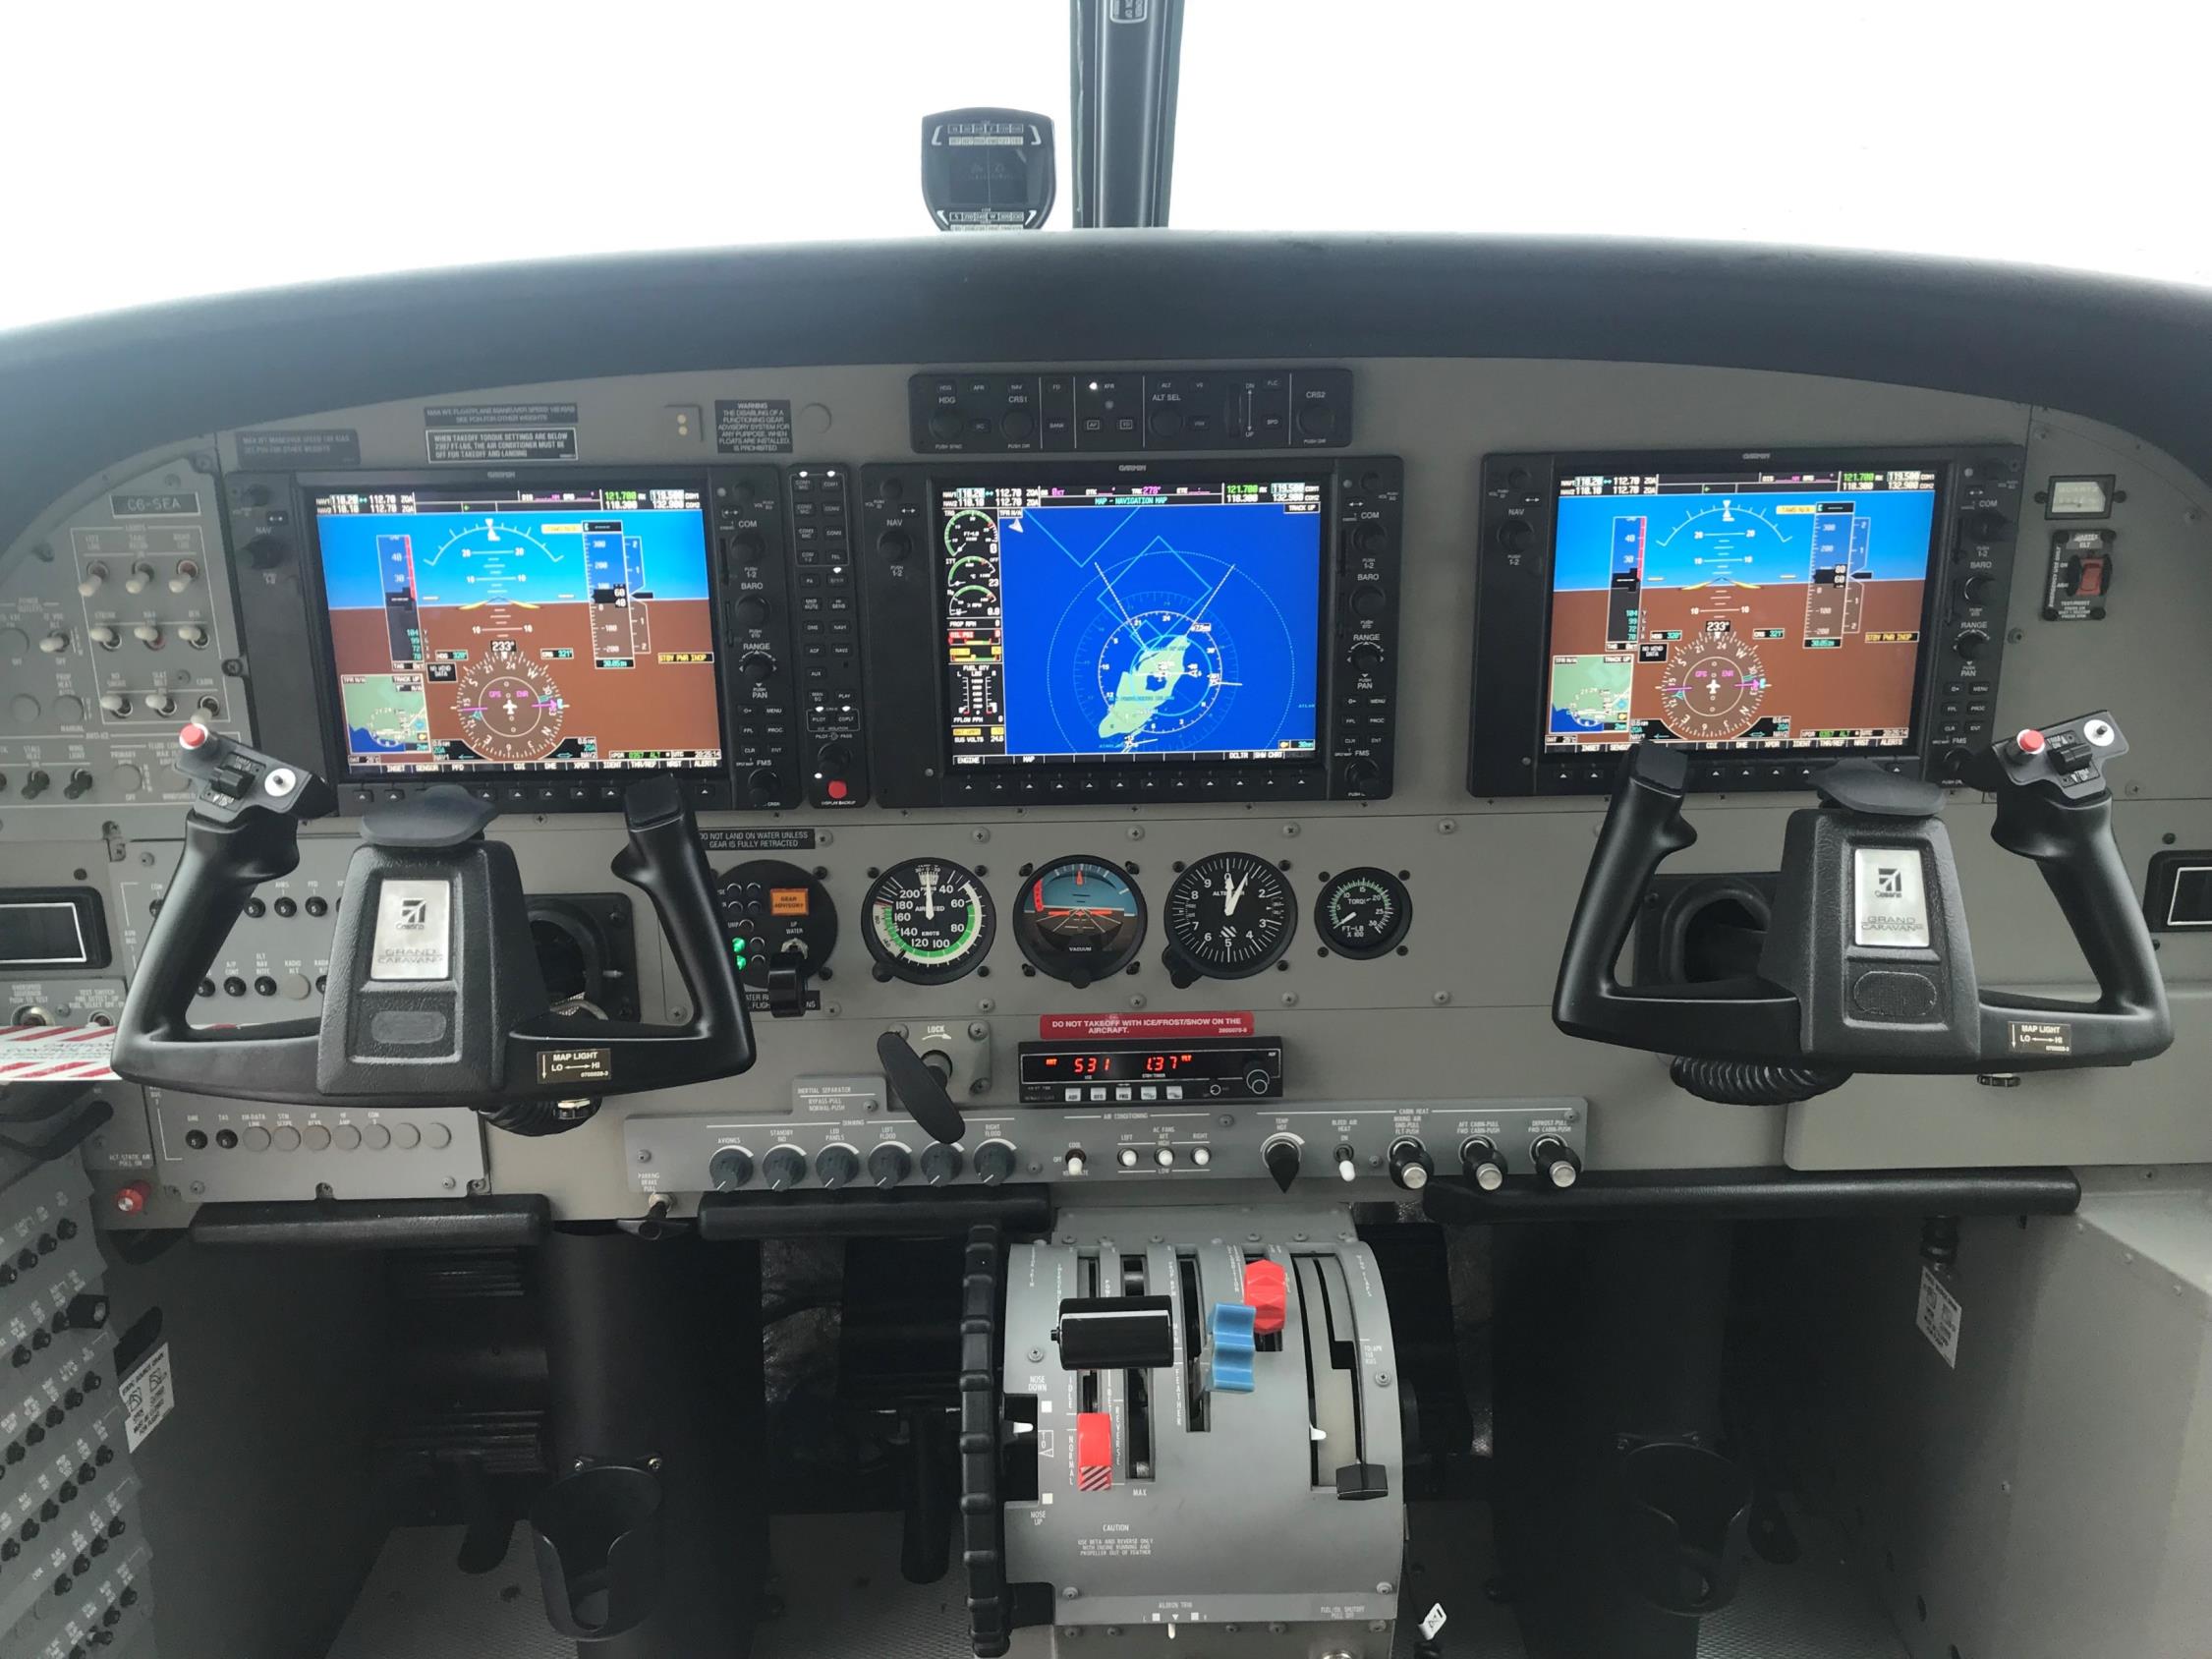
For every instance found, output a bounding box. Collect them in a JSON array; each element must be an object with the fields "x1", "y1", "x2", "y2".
[
  {"x1": 938, "y1": 477, "x2": 1326, "y2": 768},
  {"x1": 1545, "y1": 464, "x2": 1942, "y2": 754},
  {"x1": 312, "y1": 483, "x2": 722, "y2": 776}
]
